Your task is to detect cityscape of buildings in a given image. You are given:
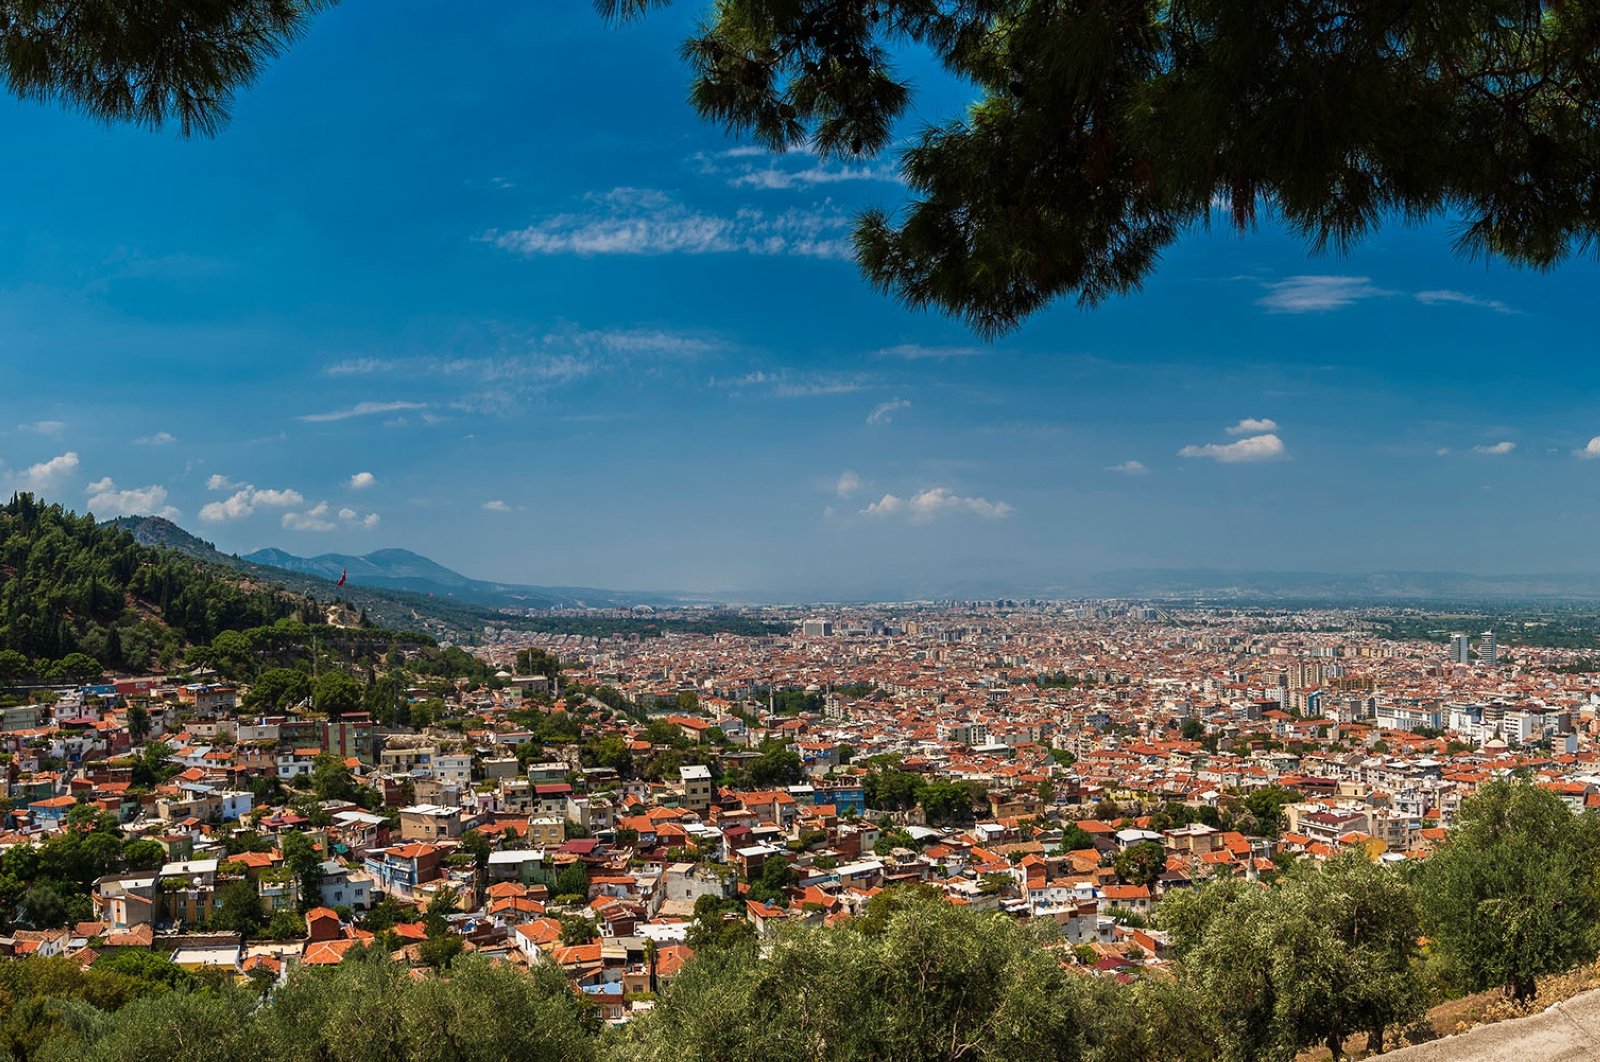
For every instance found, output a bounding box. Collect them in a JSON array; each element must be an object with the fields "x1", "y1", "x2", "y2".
[{"x1": 5, "y1": 600, "x2": 1597, "y2": 1020}]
